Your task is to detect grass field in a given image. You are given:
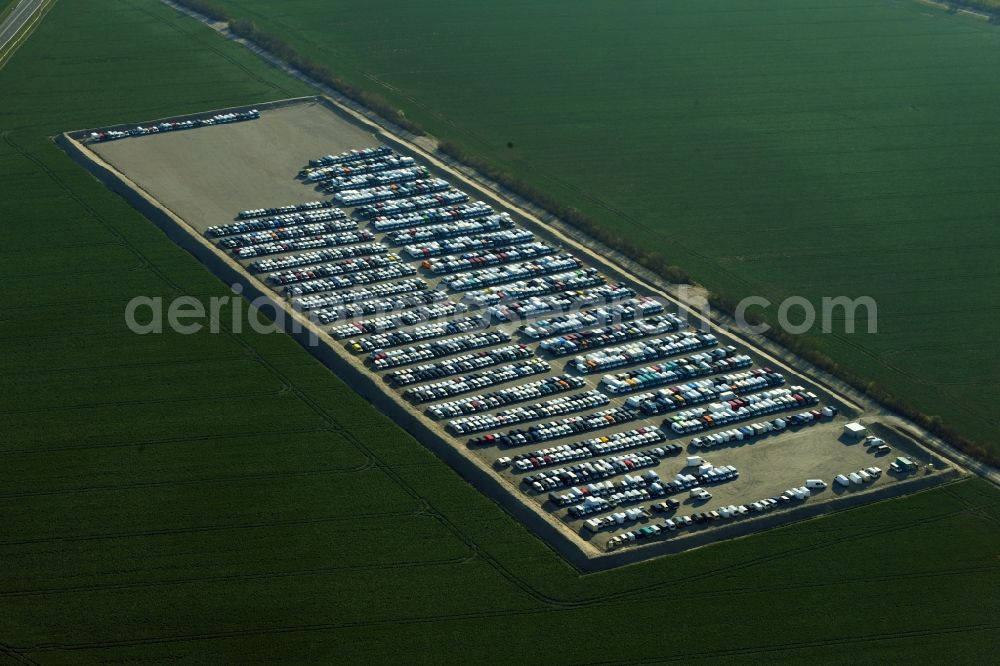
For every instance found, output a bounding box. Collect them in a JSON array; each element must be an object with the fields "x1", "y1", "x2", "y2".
[
  {"x1": 1, "y1": 0, "x2": 998, "y2": 661},
  {"x1": 202, "y1": 0, "x2": 1000, "y2": 458}
]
